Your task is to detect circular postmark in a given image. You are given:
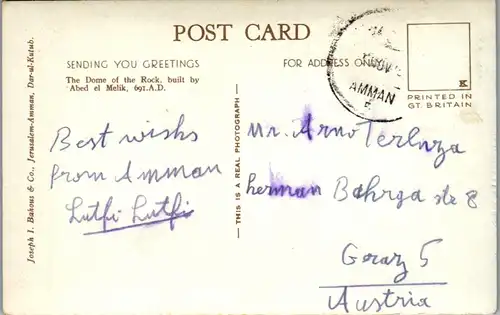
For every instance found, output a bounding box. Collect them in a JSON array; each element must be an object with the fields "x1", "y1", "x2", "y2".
[{"x1": 327, "y1": 8, "x2": 405, "y2": 122}]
